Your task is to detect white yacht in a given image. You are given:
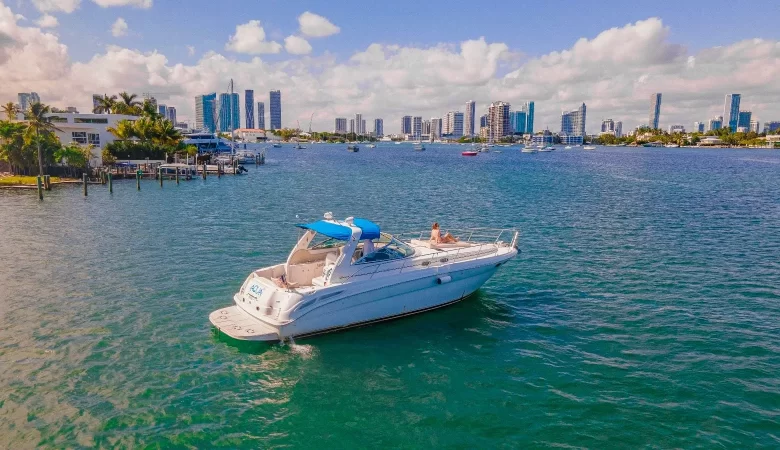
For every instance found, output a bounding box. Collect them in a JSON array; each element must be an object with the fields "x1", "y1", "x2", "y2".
[
  {"x1": 521, "y1": 147, "x2": 538, "y2": 153},
  {"x1": 210, "y1": 214, "x2": 519, "y2": 342}
]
